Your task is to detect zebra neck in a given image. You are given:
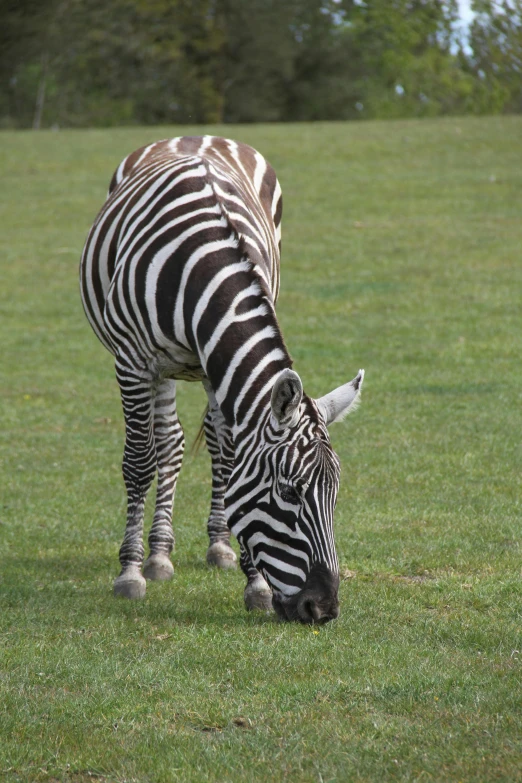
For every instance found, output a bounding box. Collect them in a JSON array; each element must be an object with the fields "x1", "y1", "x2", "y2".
[{"x1": 198, "y1": 273, "x2": 291, "y2": 433}]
